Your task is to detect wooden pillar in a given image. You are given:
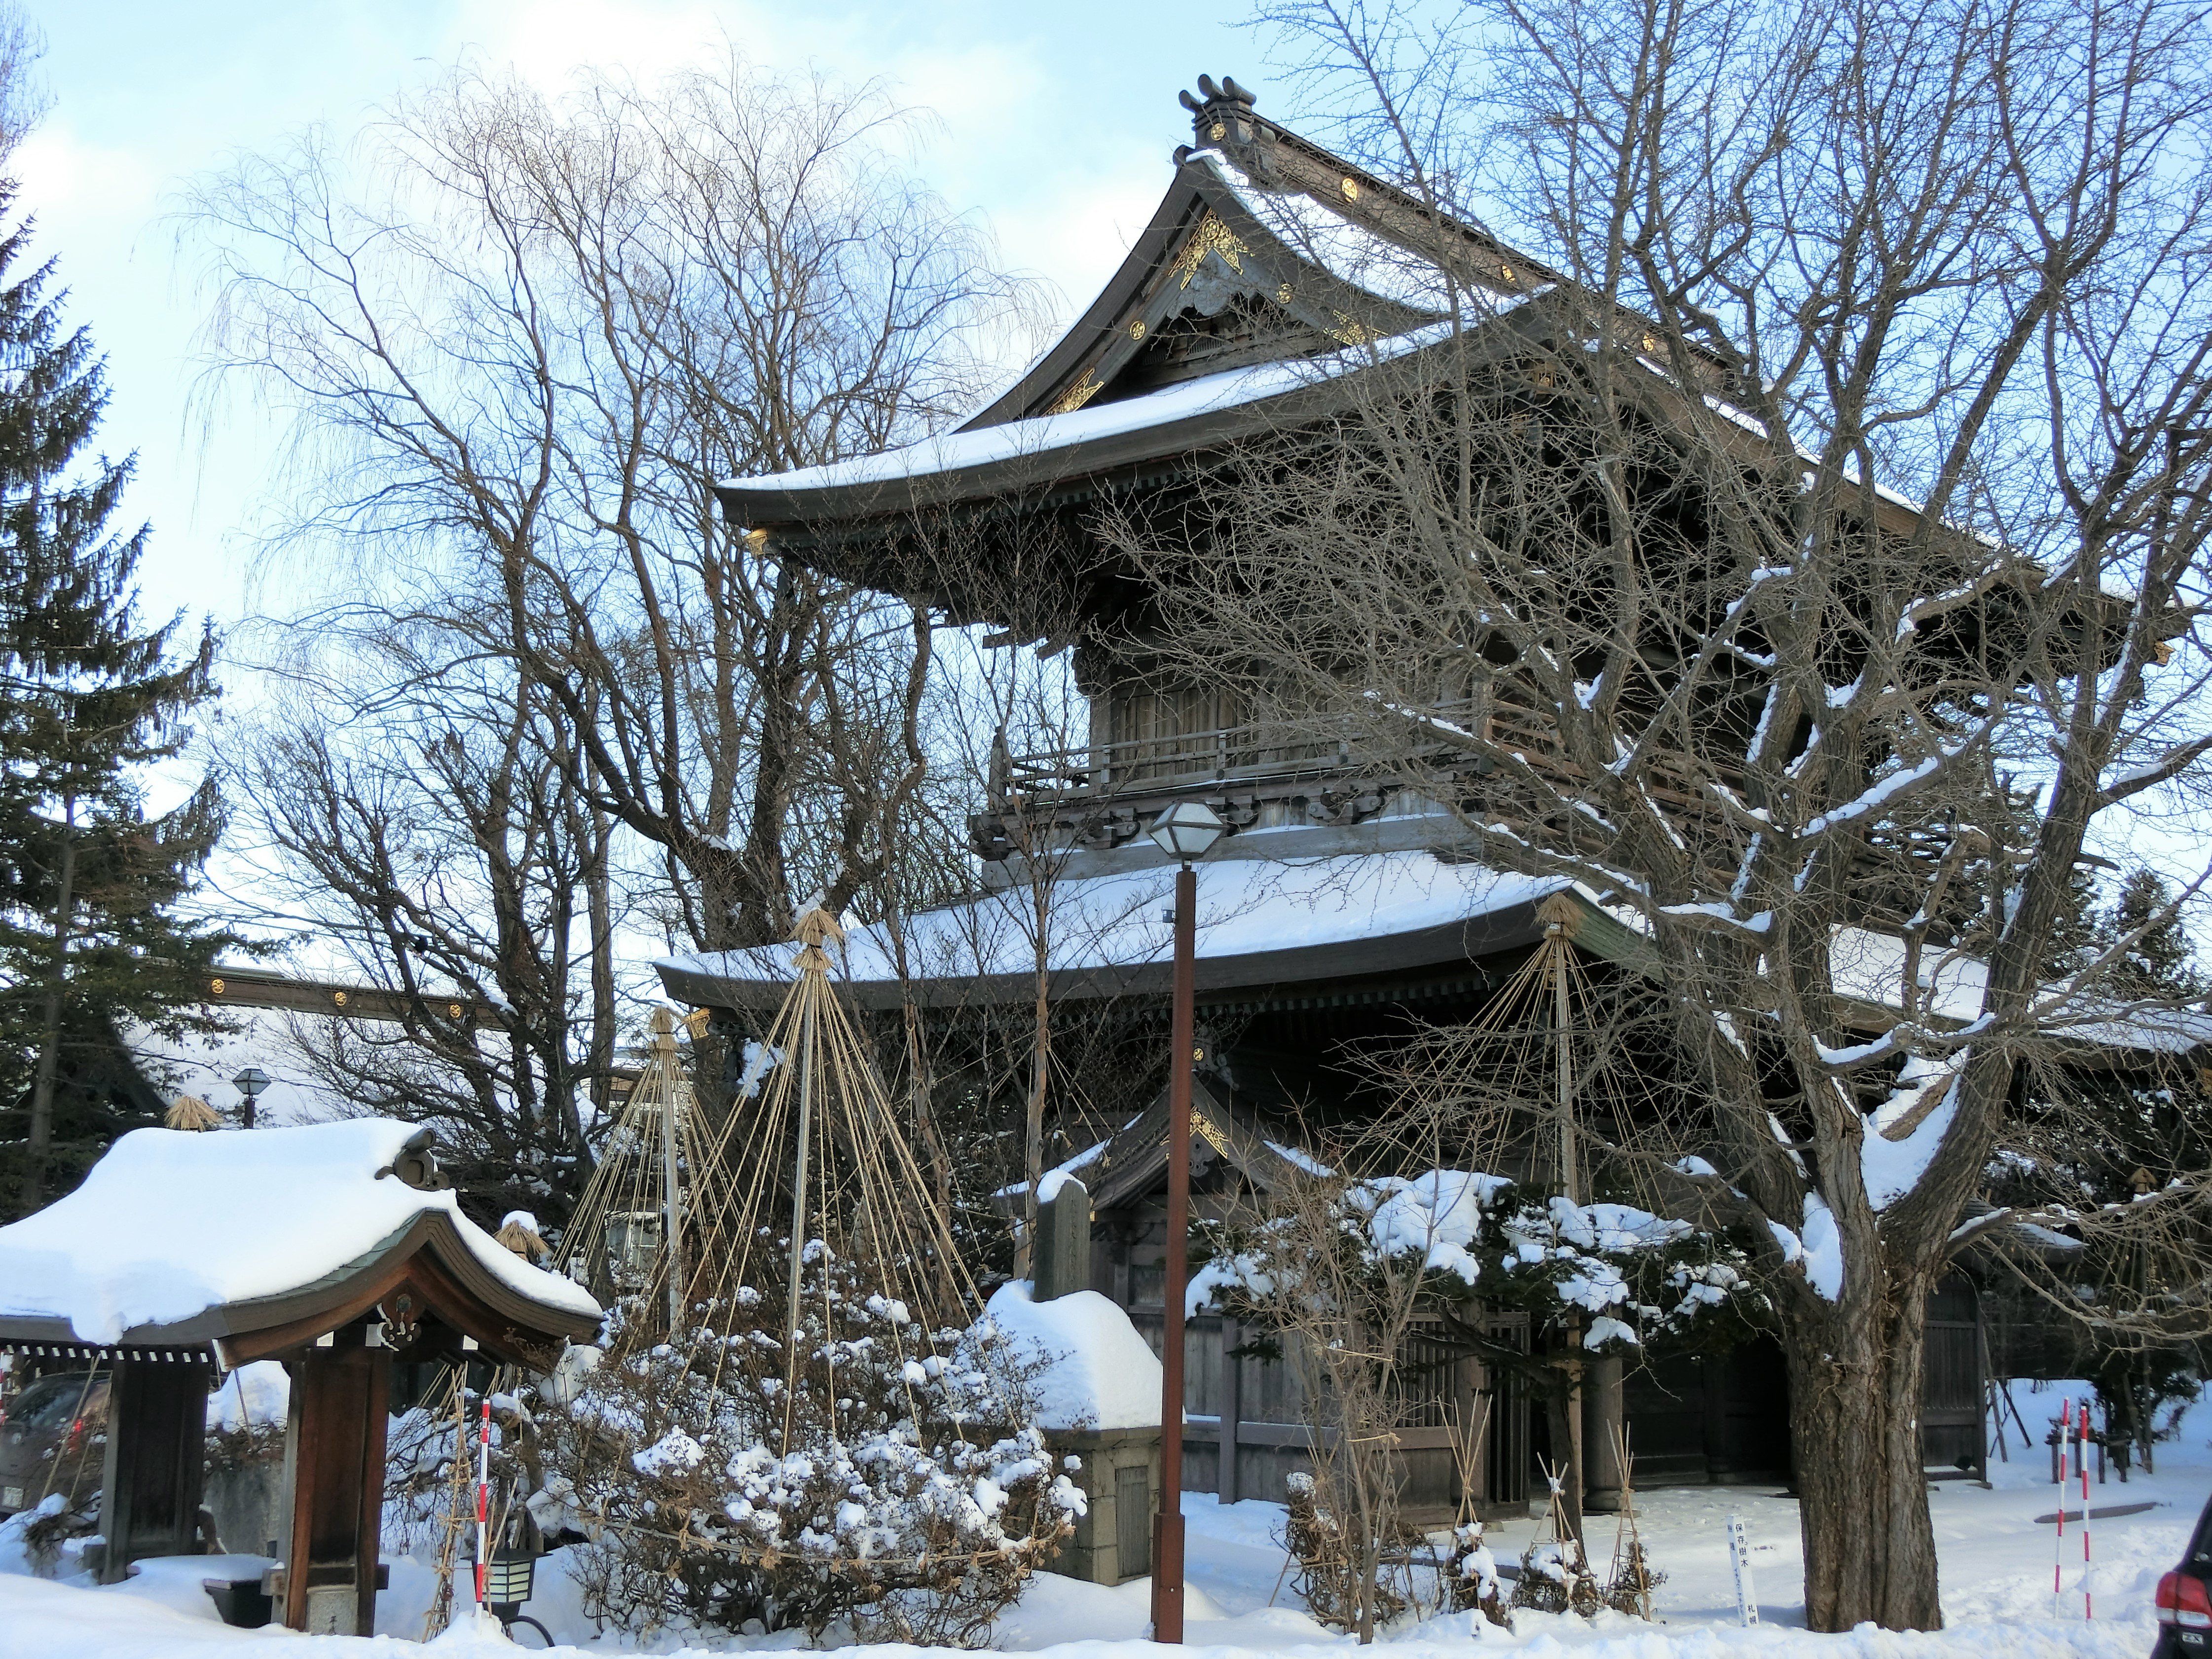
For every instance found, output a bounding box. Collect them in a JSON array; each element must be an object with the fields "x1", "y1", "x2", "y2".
[
  {"x1": 281, "y1": 1332, "x2": 391, "y2": 1636},
  {"x1": 1581, "y1": 1356, "x2": 1624, "y2": 1513},
  {"x1": 1218, "y1": 1315, "x2": 1243, "y2": 1505},
  {"x1": 99, "y1": 1352, "x2": 211, "y2": 1581}
]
